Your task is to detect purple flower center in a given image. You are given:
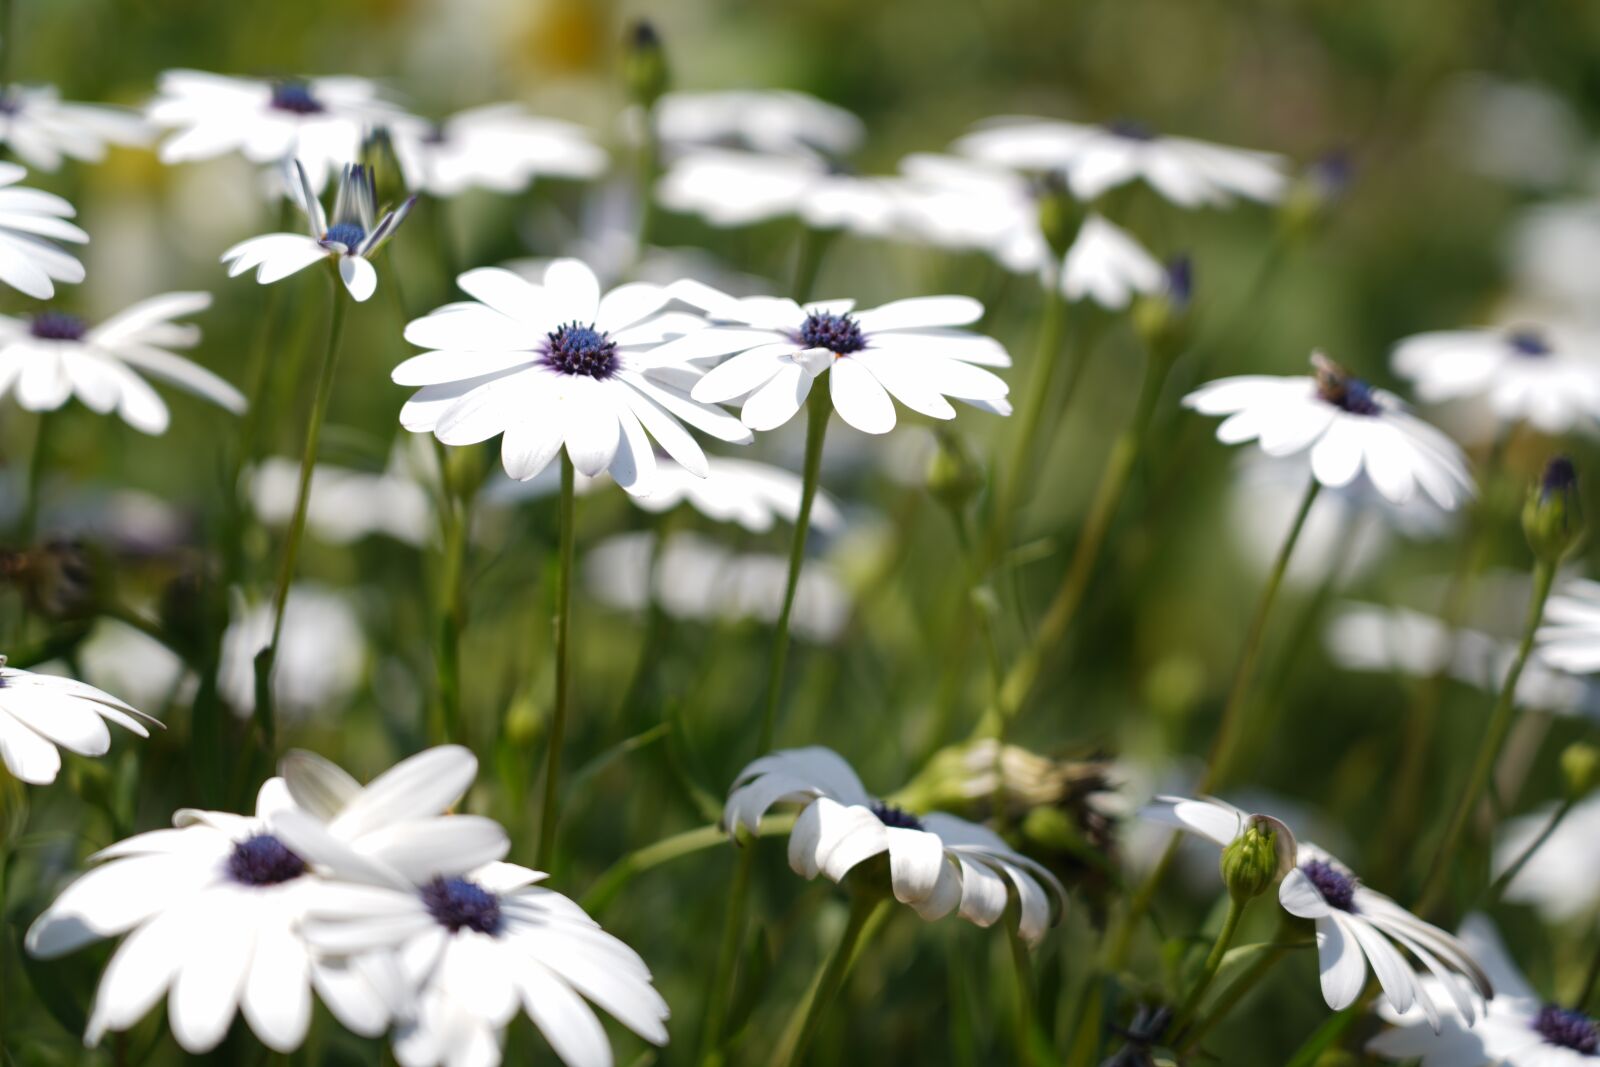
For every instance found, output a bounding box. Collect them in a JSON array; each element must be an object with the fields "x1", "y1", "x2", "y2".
[
  {"x1": 422, "y1": 876, "x2": 502, "y2": 935},
  {"x1": 871, "y1": 801, "x2": 924, "y2": 832},
  {"x1": 1104, "y1": 118, "x2": 1157, "y2": 142},
  {"x1": 1508, "y1": 328, "x2": 1551, "y2": 357},
  {"x1": 542, "y1": 322, "x2": 618, "y2": 379},
  {"x1": 29, "y1": 311, "x2": 87, "y2": 342},
  {"x1": 227, "y1": 833, "x2": 308, "y2": 887},
  {"x1": 1534, "y1": 1004, "x2": 1600, "y2": 1053},
  {"x1": 1300, "y1": 859, "x2": 1358, "y2": 912},
  {"x1": 323, "y1": 222, "x2": 366, "y2": 250},
  {"x1": 797, "y1": 311, "x2": 865, "y2": 355},
  {"x1": 270, "y1": 81, "x2": 324, "y2": 115}
]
